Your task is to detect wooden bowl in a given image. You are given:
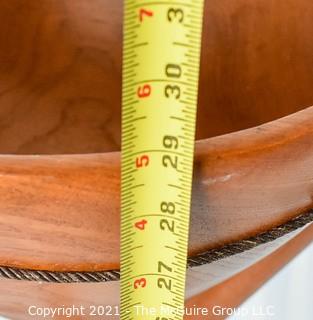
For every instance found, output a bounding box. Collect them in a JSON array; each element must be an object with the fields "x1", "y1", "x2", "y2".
[{"x1": 0, "y1": 0, "x2": 313, "y2": 319}]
